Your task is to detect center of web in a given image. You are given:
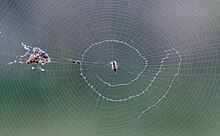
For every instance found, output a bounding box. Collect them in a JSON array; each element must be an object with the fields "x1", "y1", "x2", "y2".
[
  {"x1": 80, "y1": 40, "x2": 147, "y2": 86},
  {"x1": 78, "y1": 40, "x2": 182, "y2": 119}
]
